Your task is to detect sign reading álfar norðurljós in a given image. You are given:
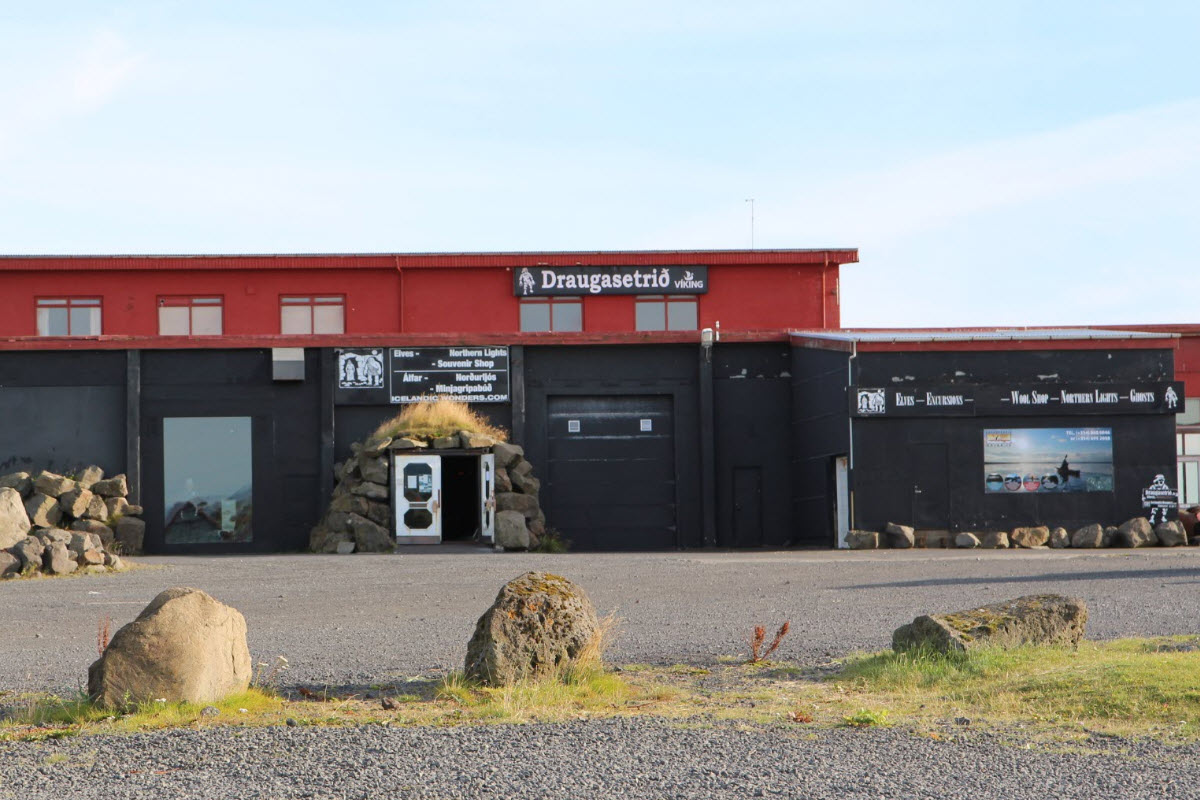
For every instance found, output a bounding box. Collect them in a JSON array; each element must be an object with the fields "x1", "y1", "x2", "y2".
[{"x1": 513, "y1": 265, "x2": 708, "y2": 296}]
